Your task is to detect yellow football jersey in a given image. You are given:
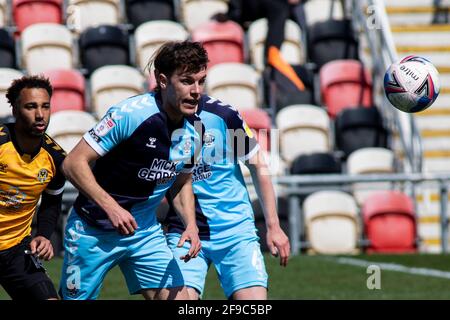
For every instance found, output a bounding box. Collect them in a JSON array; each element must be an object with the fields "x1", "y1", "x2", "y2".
[{"x1": 0, "y1": 123, "x2": 66, "y2": 251}]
